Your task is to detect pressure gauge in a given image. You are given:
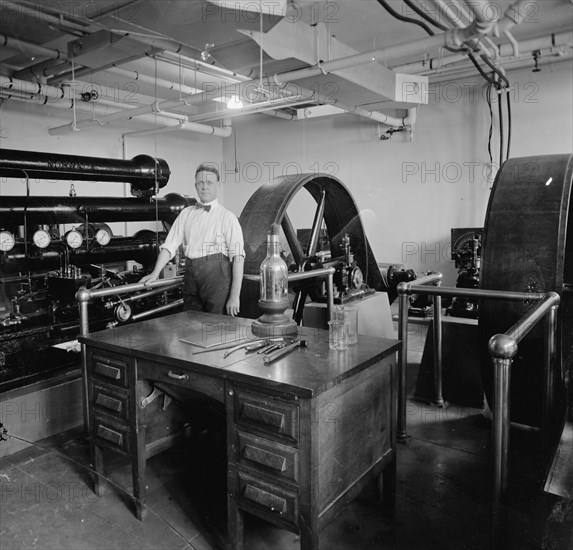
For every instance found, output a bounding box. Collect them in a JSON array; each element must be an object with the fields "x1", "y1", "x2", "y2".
[
  {"x1": 350, "y1": 266, "x2": 364, "y2": 289},
  {"x1": 65, "y1": 229, "x2": 83, "y2": 249},
  {"x1": 114, "y1": 303, "x2": 132, "y2": 323},
  {"x1": 95, "y1": 227, "x2": 112, "y2": 246},
  {"x1": 33, "y1": 228, "x2": 51, "y2": 249},
  {"x1": 0, "y1": 230, "x2": 15, "y2": 252}
]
